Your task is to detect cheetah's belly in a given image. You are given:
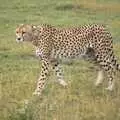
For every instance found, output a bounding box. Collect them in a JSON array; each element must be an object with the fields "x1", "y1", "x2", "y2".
[{"x1": 51, "y1": 48, "x2": 87, "y2": 60}]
